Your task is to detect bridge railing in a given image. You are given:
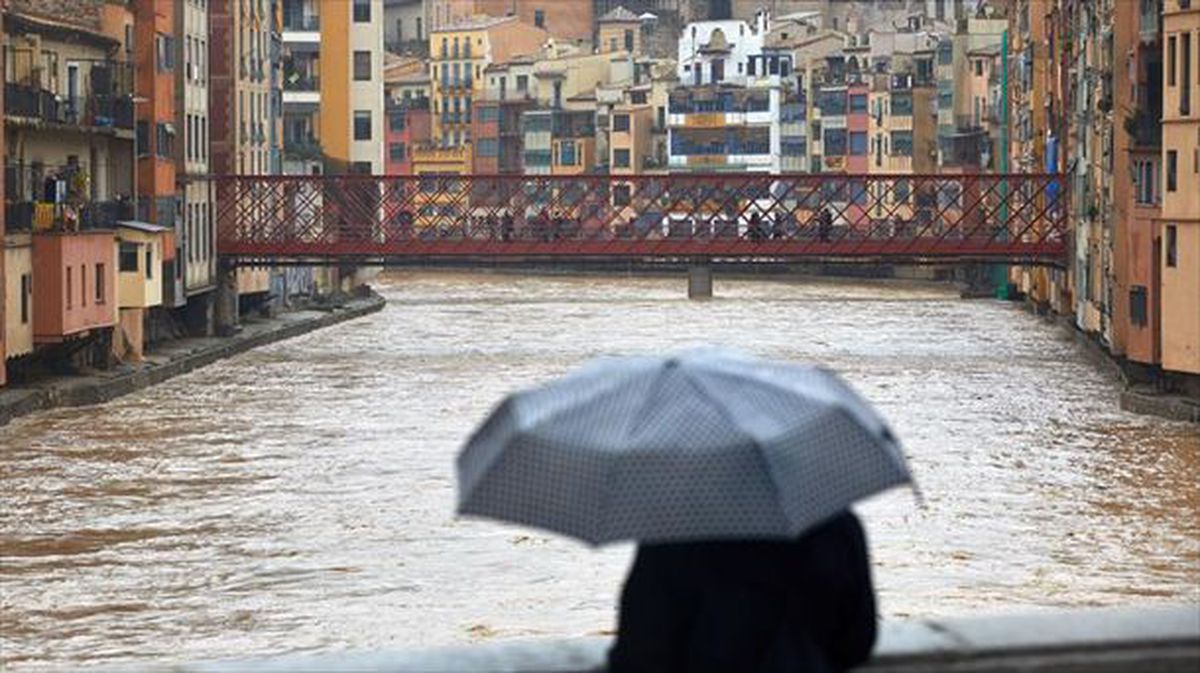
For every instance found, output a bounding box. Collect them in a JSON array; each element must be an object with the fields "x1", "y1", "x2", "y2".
[{"x1": 209, "y1": 173, "x2": 1068, "y2": 264}]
